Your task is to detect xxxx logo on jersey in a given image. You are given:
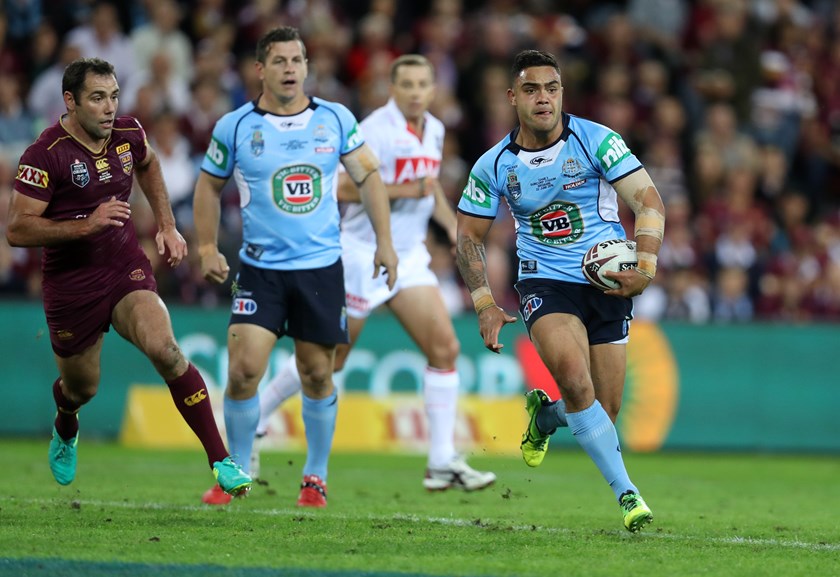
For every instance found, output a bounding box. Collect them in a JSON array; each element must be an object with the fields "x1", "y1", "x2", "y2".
[
  {"x1": 530, "y1": 201, "x2": 584, "y2": 245},
  {"x1": 273, "y1": 165, "x2": 323, "y2": 214}
]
